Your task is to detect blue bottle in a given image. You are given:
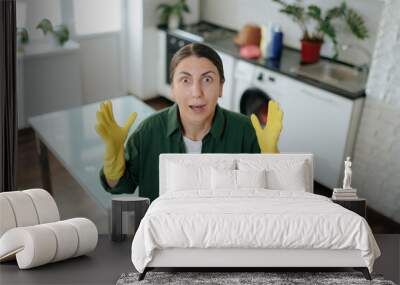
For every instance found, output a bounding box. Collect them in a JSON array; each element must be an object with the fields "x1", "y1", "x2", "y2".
[{"x1": 268, "y1": 26, "x2": 283, "y2": 59}]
